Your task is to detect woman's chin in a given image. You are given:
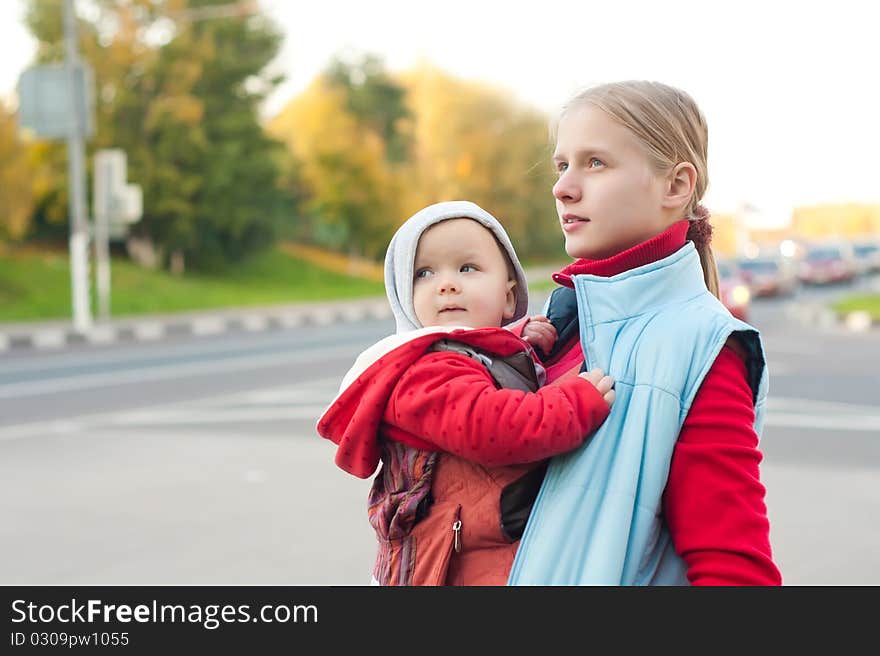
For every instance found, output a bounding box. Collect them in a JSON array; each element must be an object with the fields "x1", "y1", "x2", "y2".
[{"x1": 565, "y1": 238, "x2": 599, "y2": 260}]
